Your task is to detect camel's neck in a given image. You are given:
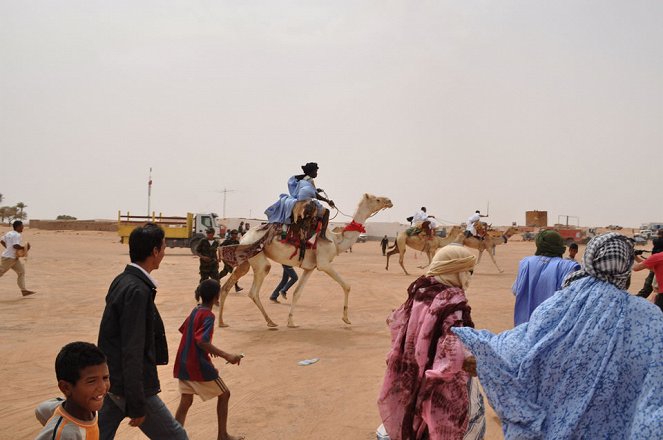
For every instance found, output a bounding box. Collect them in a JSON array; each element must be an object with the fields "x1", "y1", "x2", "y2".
[
  {"x1": 352, "y1": 205, "x2": 372, "y2": 225},
  {"x1": 333, "y1": 204, "x2": 373, "y2": 254}
]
